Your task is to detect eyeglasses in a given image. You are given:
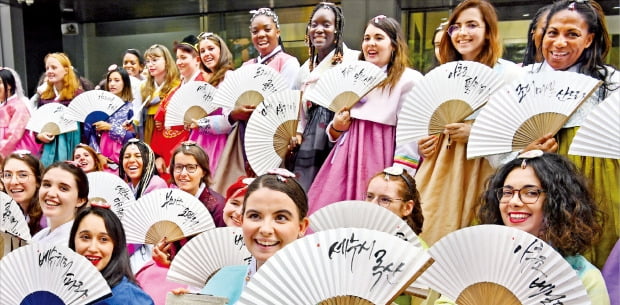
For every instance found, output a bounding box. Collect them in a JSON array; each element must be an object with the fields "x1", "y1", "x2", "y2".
[
  {"x1": 365, "y1": 193, "x2": 403, "y2": 207},
  {"x1": 447, "y1": 23, "x2": 483, "y2": 37},
  {"x1": 174, "y1": 164, "x2": 199, "y2": 174},
  {"x1": 1, "y1": 171, "x2": 32, "y2": 183},
  {"x1": 495, "y1": 186, "x2": 545, "y2": 204},
  {"x1": 145, "y1": 57, "x2": 163, "y2": 65}
]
